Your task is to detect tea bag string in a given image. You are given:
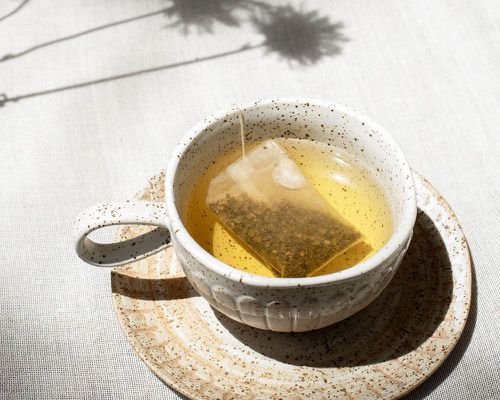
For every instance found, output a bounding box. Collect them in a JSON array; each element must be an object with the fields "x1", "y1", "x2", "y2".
[{"x1": 238, "y1": 108, "x2": 246, "y2": 158}]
